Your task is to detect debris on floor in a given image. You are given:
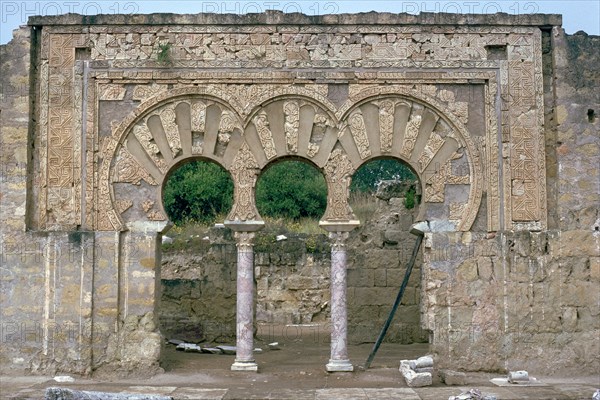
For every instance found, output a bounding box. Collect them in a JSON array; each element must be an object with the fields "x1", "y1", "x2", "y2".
[
  {"x1": 268, "y1": 342, "x2": 281, "y2": 350},
  {"x1": 176, "y1": 343, "x2": 202, "y2": 353},
  {"x1": 53, "y1": 375, "x2": 75, "y2": 383},
  {"x1": 216, "y1": 345, "x2": 236, "y2": 355},
  {"x1": 448, "y1": 388, "x2": 497, "y2": 400},
  {"x1": 593, "y1": 389, "x2": 600, "y2": 400},
  {"x1": 439, "y1": 369, "x2": 467, "y2": 385},
  {"x1": 46, "y1": 387, "x2": 173, "y2": 400},
  {"x1": 507, "y1": 370, "x2": 529, "y2": 384},
  {"x1": 399, "y1": 356, "x2": 433, "y2": 387},
  {"x1": 490, "y1": 370, "x2": 545, "y2": 387}
]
